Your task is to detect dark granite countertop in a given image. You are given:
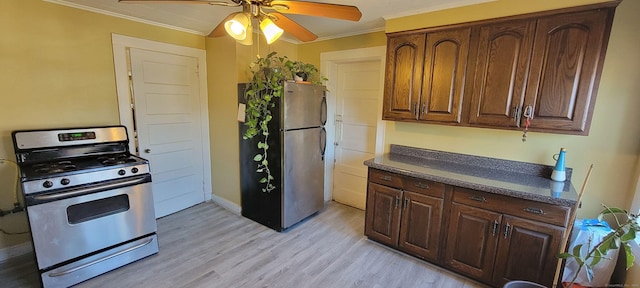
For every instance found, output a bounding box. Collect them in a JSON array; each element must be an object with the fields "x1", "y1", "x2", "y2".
[{"x1": 363, "y1": 145, "x2": 579, "y2": 208}]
